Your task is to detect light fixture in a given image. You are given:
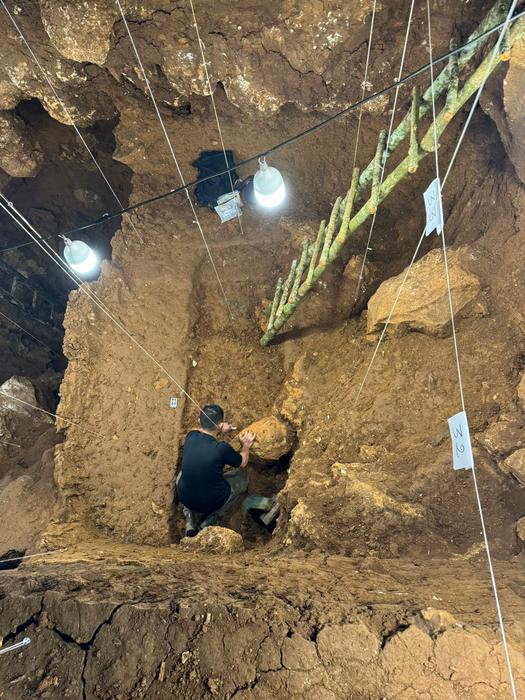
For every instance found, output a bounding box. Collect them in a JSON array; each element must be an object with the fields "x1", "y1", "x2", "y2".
[
  {"x1": 253, "y1": 156, "x2": 285, "y2": 208},
  {"x1": 61, "y1": 237, "x2": 98, "y2": 275}
]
